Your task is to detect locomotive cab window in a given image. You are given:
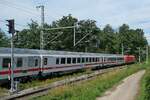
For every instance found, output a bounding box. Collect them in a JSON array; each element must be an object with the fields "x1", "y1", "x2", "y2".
[
  {"x1": 2, "y1": 58, "x2": 11, "y2": 68},
  {"x1": 44, "y1": 58, "x2": 48, "y2": 65},
  {"x1": 17, "y1": 58, "x2": 23, "y2": 67}
]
